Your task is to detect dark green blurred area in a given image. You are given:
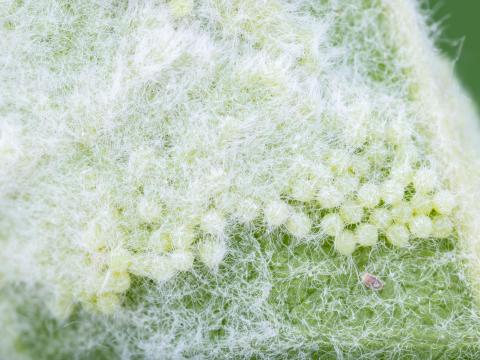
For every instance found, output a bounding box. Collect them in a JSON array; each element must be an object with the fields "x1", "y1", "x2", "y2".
[{"x1": 429, "y1": 0, "x2": 480, "y2": 108}]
